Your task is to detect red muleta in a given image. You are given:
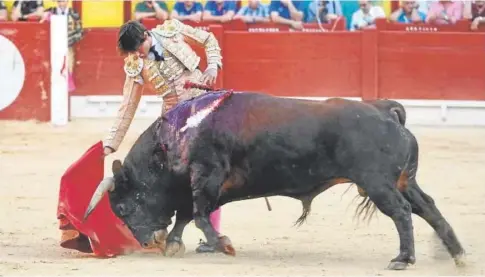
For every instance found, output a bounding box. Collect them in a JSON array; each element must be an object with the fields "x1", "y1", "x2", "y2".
[{"x1": 56, "y1": 141, "x2": 141, "y2": 257}]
